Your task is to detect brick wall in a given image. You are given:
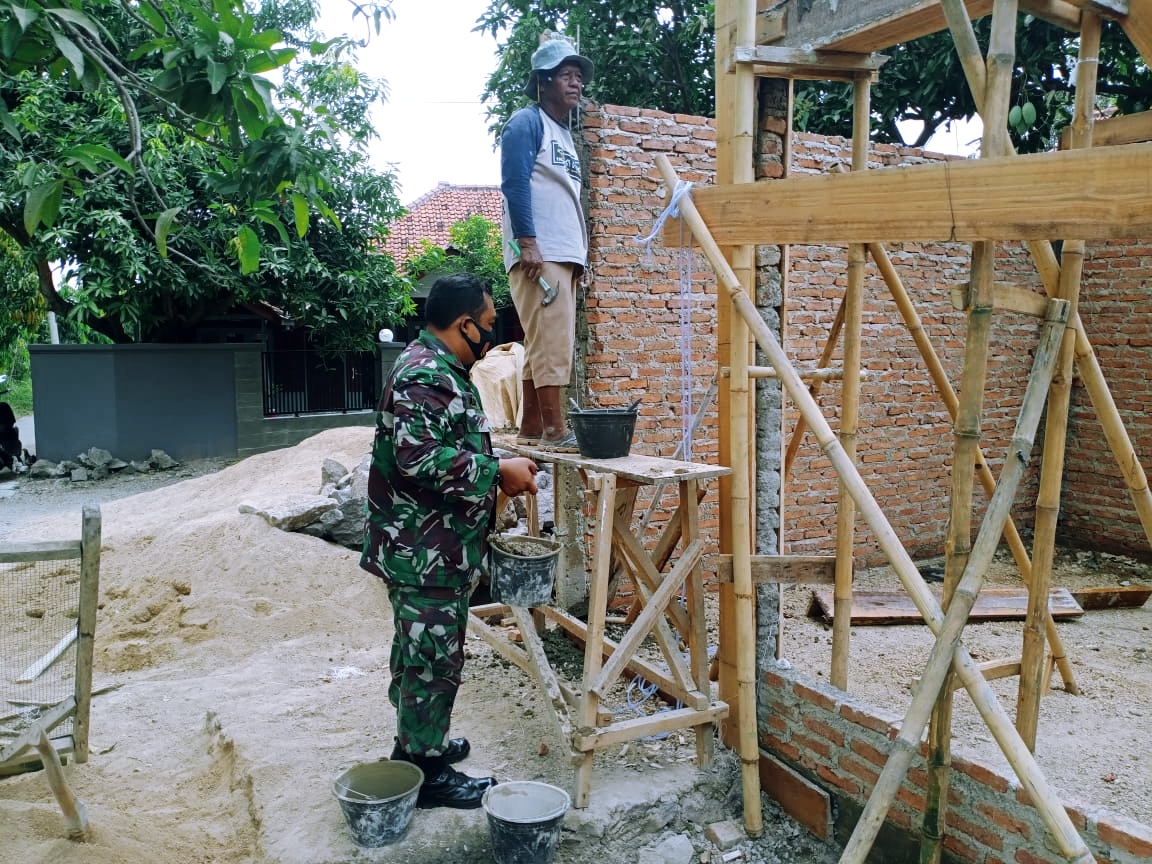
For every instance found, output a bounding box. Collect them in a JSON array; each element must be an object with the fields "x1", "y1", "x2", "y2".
[
  {"x1": 582, "y1": 105, "x2": 1152, "y2": 565},
  {"x1": 760, "y1": 664, "x2": 1152, "y2": 864}
]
